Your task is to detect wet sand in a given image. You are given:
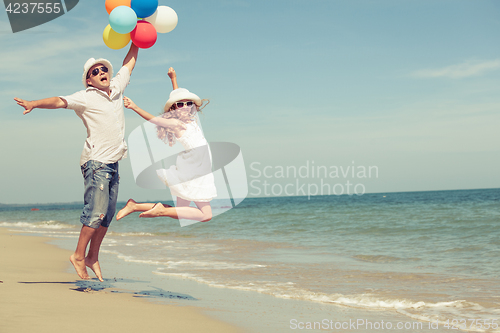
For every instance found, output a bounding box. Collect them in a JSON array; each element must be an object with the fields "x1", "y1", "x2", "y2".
[{"x1": 0, "y1": 228, "x2": 242, "y2": 333}]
